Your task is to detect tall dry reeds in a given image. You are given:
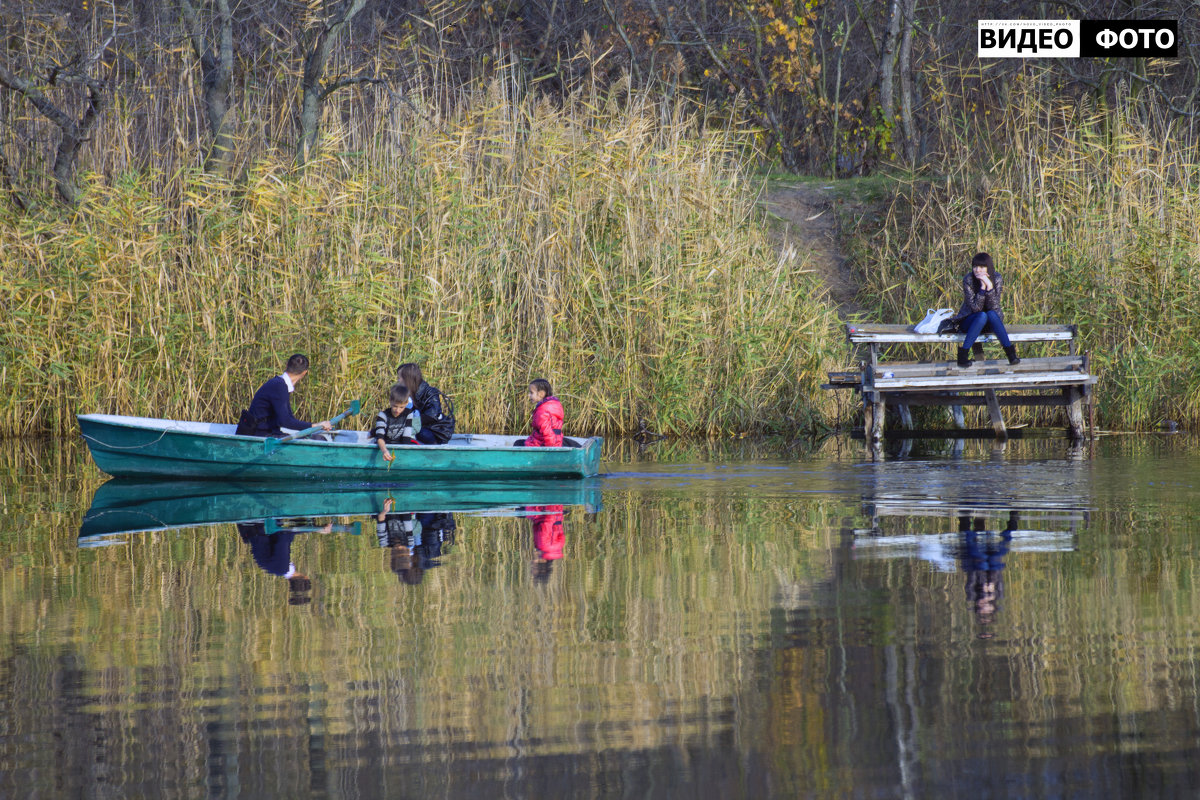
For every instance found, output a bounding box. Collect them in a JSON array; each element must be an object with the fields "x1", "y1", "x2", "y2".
[
  {"x1": 0, "y1": 81, "x2": 840, "y2": 438},
  {"x1": 848, "y1": 79, "x2": 1200, "y2": 429}
]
